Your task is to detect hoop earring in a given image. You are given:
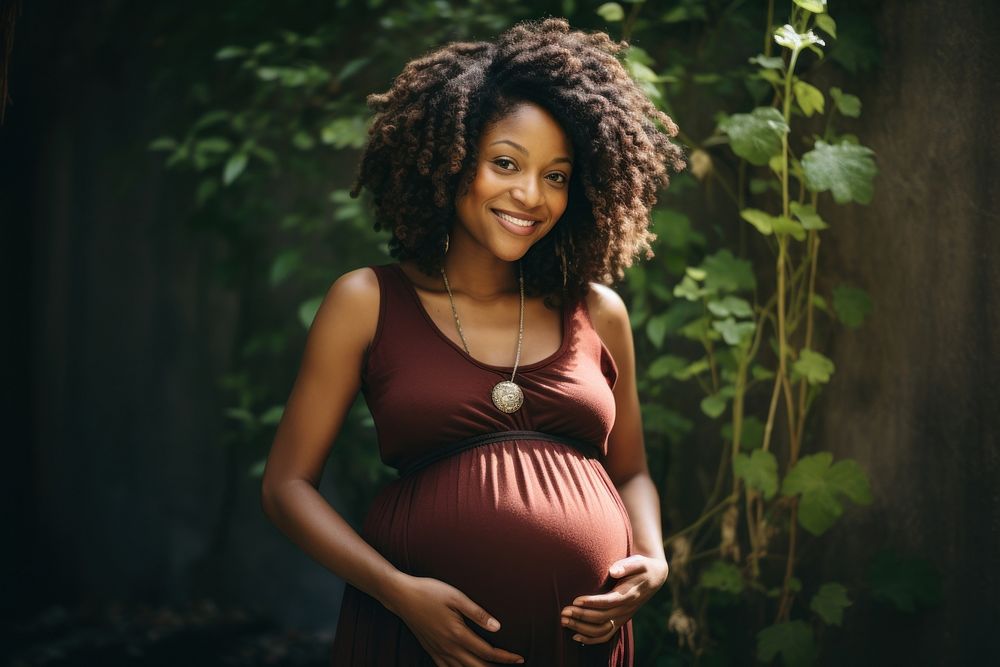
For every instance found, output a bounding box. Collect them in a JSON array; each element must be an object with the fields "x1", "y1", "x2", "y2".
[{"x1": 443, "y1": 231, "x2": 450, "y2": 255}]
